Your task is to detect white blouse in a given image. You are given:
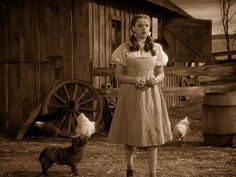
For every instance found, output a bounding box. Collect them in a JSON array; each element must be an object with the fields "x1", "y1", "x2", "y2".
[{"x1": 111, "y1": 42, "x2": 168, "y2": 67}]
